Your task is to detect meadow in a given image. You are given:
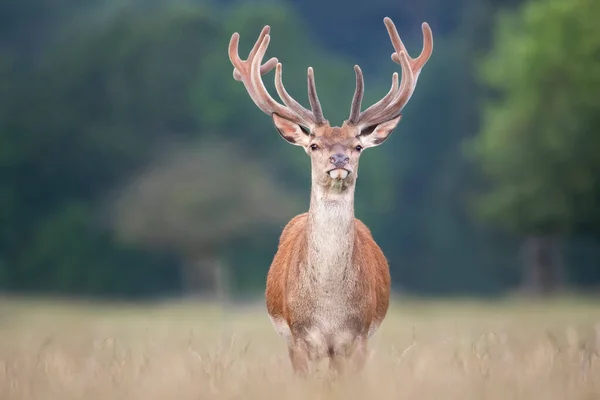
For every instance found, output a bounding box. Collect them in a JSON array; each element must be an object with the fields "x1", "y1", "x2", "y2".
[{"x1": 0, "y1": 295, "x2": 599, "y2": 400}]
